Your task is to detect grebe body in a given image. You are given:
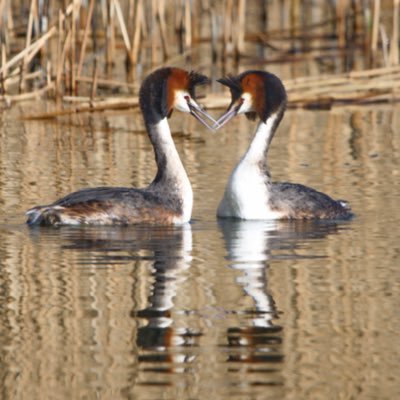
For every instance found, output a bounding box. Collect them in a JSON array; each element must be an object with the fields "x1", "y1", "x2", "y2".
[
  {"x1": 216, "y1": 70, "x2": 352, "y2": 221},
  {"x1": 27, "y1": 68, "x2": 214, "y2": 226}
]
